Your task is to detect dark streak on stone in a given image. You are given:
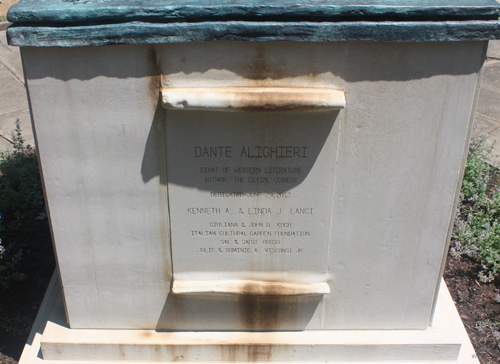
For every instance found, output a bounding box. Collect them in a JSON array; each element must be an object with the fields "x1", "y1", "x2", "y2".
[
  {"x1": 147, "y1": 45, "x2": 161, "y2": 101},
  {"x1": 248, "y1": 344, "x2": 273, "y2": 362},
  {"x1": 219, "y1": 343, "x2": 275, "y2": 362},
  {"x1": 238, "y1": 282, "x2": 298, "y2": 331},
  {"x1": 247, "y1": 45, "x2": 284, "y2": 80}
]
